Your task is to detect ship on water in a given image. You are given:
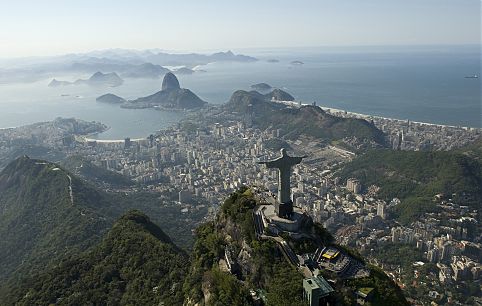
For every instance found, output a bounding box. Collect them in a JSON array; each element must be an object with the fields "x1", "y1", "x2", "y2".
[{"x1": 464, "y1": 74, "x2": 479, "y2": 79}]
